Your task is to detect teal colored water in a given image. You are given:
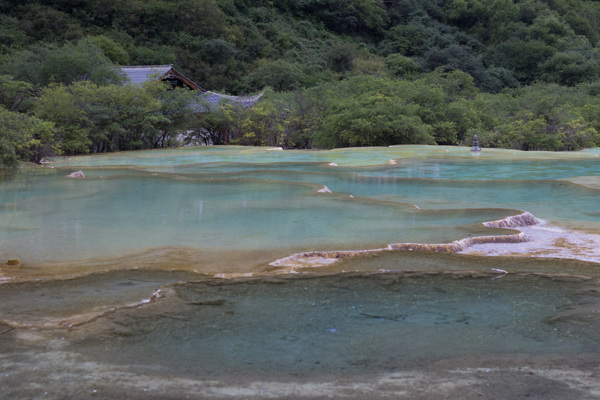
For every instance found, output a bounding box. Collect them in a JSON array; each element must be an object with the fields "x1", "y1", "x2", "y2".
[
  {"x1": 0, "y1": 270, "x2": 200, "y2": 326},
  {"x1": 1, "y1": 272, "x2": 598, "y2": 399},
  {"x1": 48, "y1": 144, "x2": 600, "y2": 170},
  {"x1": 1, "y1": 168, "x2": 517, "y2": 265},
  {"x1": 163, "y1": 169, "x2": 600, "y2": 223},
  {"x1": 147, "y1": 157, "x2": 600, "y2": 181},
  {"x1": 2, "y1": 146, "x2": 600, "y2": 268},
  {"x1": 1, "y1": 145, "x2": 600, "y2": 399},
  {"x1": 76, "y1": 273, "x2": 597, "y2": 377}
]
